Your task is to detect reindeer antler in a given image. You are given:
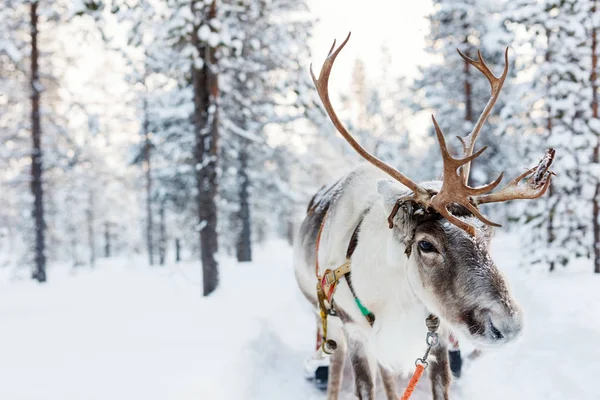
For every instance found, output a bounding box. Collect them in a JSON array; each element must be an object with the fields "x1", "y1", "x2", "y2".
[
  {"x1": 311, "y1": 34, "x2": 555, "y2": 236},
  {"x1": 456, "y1": 49, "x2": 509, "y2": 184},
  {"x1": 430, "y1": 116, "x2": 505, "y2": 235},
  {"x1": 430, "y1": 49, "x2": 554, "y2": 233},
  {"x1": 310, "y1": 32, "x2": 431, "y2": 204},
  {"x1": 474, "y1": 149, "x2": 555, "y2": 205}
]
